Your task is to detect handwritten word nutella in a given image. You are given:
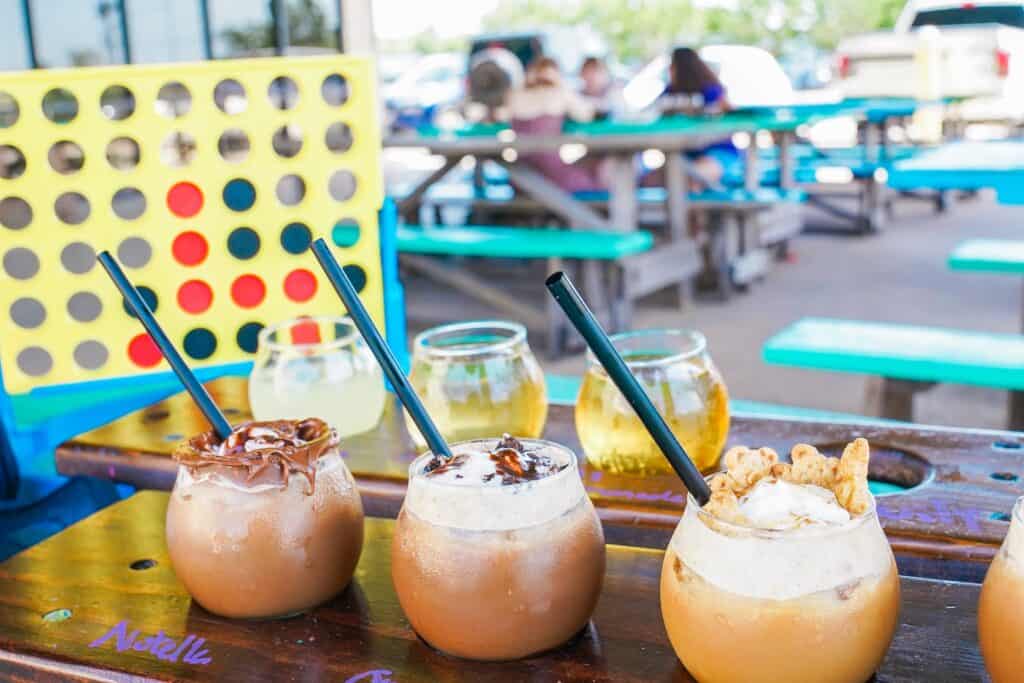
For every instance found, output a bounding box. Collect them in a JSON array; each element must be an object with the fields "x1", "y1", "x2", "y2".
[
  {"x1": 344, "y1": 670, "x2": 395, "y2": 683},
  {"x1": 88, "y1": 620, "x2": 211, "y2": 665}
]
